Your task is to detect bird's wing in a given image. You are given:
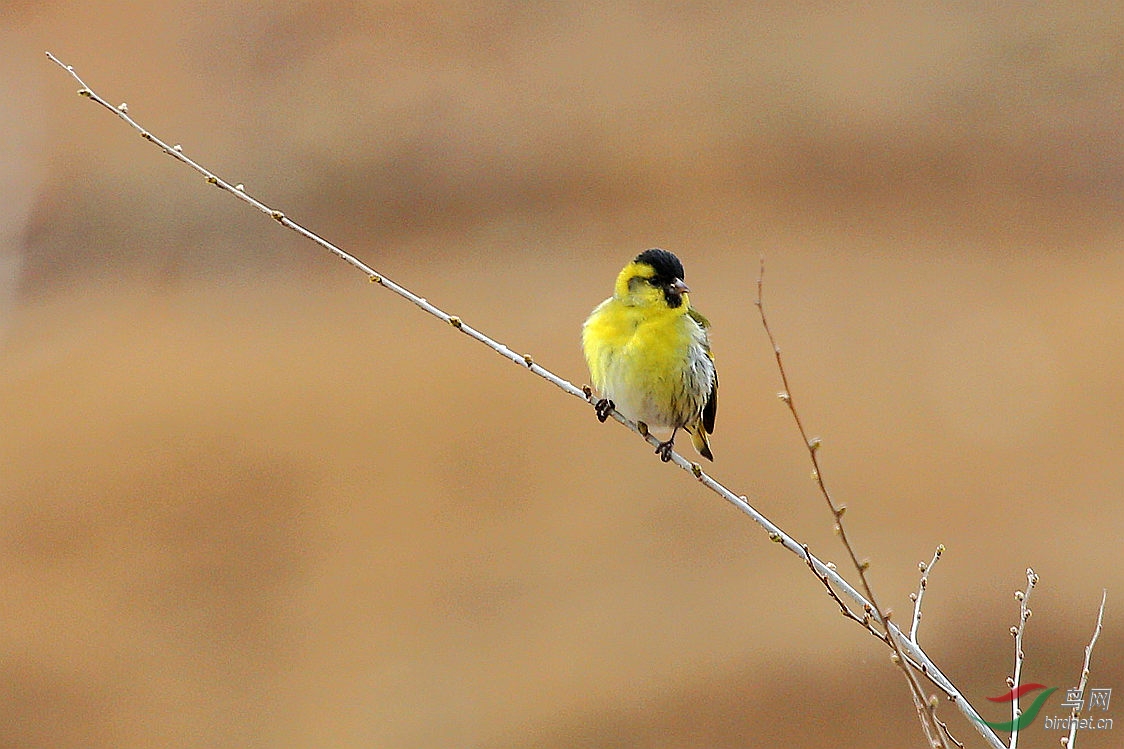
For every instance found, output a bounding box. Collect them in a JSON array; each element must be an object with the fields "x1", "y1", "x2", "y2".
[
  {"x1": 687, "y1": 307, "x2": 710, "y2": 329},
  {"x1": 688, "y1": 307, "x2": 717, "y2": 435}
]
